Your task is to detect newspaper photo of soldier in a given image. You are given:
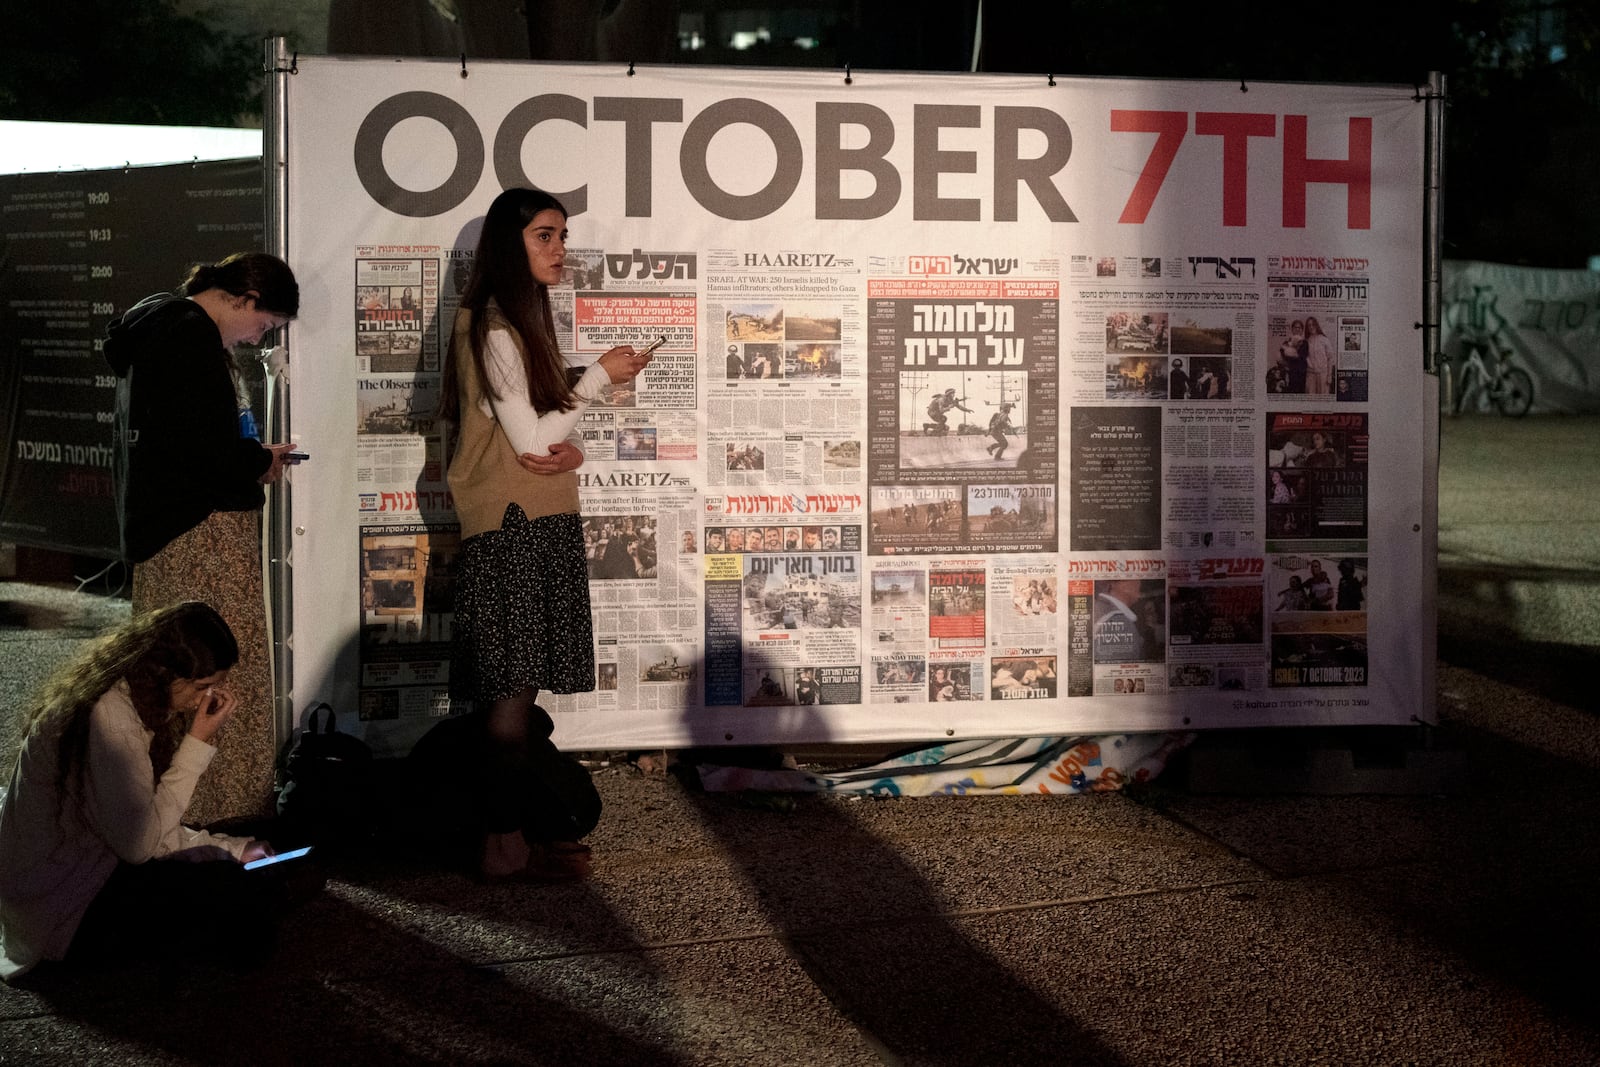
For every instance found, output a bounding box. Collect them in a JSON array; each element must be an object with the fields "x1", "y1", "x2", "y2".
[
  {"x1": 869, "y1": 485, "x2": 963, "y2": 552},
  {"x1": 725, "y1": 304, "x2": 783, "y2": 341},
  {"x1": 899, "y1": 372, "x2": 1028, "y2": 471},
  {"x1": 965, "y1": 484, "x2": 1055, "y2": 542},
  {"x1": 726, "y1": 442, "x2": 767, "y2": 470}
]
